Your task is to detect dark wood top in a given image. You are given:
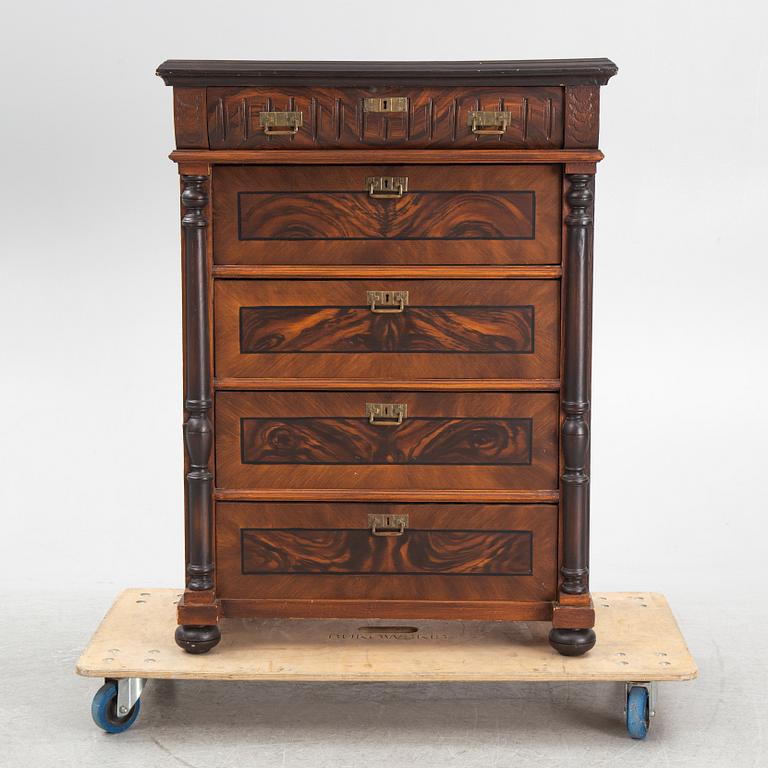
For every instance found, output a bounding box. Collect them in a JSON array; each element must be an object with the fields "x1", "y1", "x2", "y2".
[{"x1": 156, "y1": 59, "x2": 618, "y2": 87}]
